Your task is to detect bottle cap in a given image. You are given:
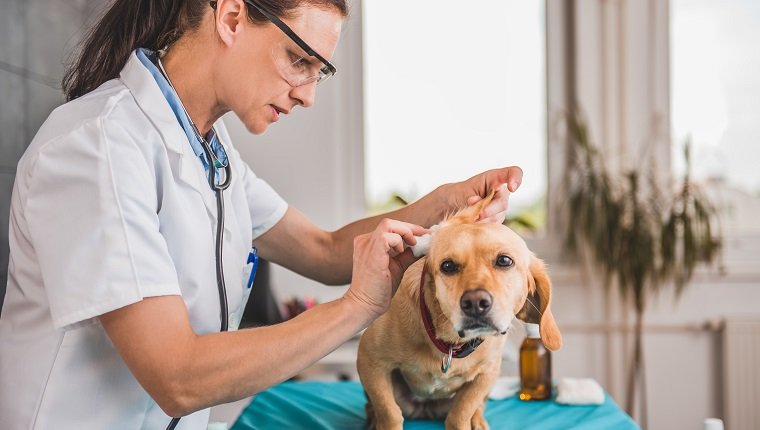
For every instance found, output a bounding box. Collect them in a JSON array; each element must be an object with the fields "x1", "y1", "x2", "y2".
[
  {"x1": 525, "y1": 323, "x2": 540, "y2": 338},
  {"x1": 703, "y1": 418, "x2": 724, "y2": 430}
]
